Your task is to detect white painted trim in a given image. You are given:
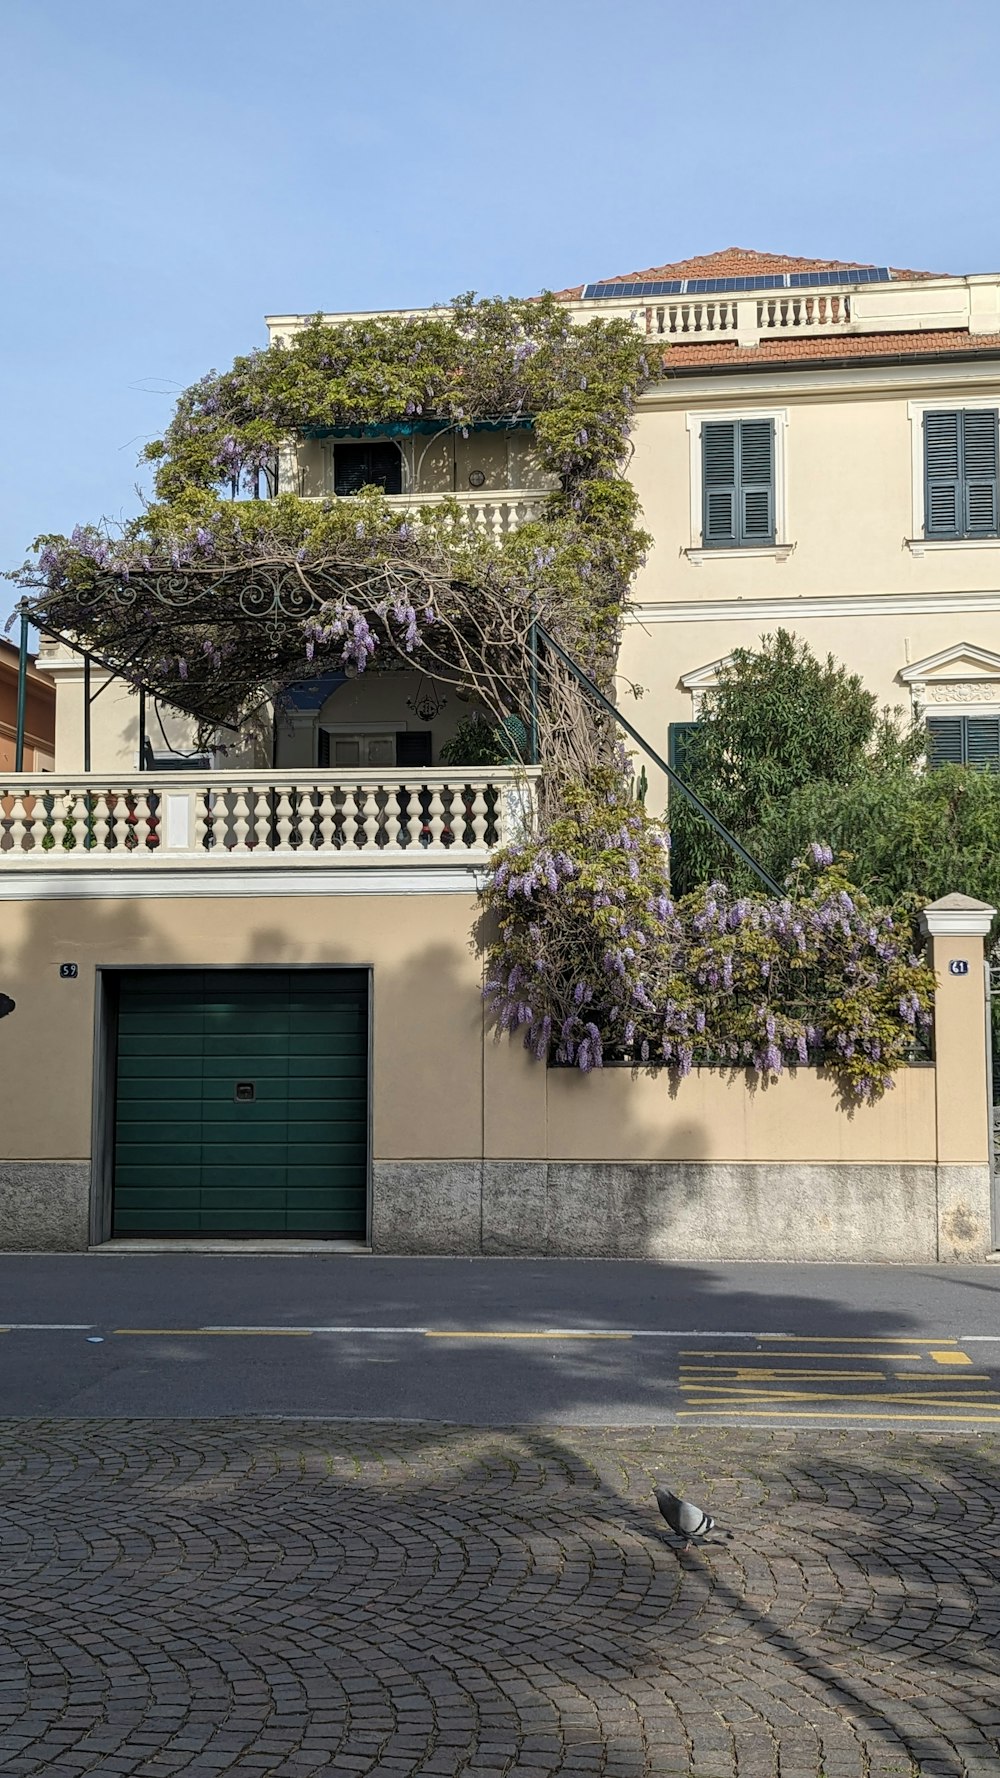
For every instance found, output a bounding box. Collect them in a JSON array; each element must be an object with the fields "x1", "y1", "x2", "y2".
[
  {"x1": 644, "y1": 358, "x2": 1000, "y2": 409},
  {"x1": 684, "y1": 544, "x2": 795, "y2": 564},
  {"x1": 0, "y1": 865, "x2": 486, "y2": 900},
  {"x1": 918, "y1": 702, "x2": 1000, "y2": 719},
  {"x1": 906, "y1": 537, "x2": 1000, "y2": 556},
  {"x1": 921, "y1": 905, "x2": 995, "y2": 936},
  {"x1": 626, "y1": 587, "x2": 1000, "y2": 625},
  {"x1": 684, "y1": 407, "x2": 789, "y2": 549},
  {"x1": 900, "y1": 641, "x2": 1000, "y2": 681},
  {"x1": 907, "y1": 396, "x2": 1000, "y2": 541}
]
